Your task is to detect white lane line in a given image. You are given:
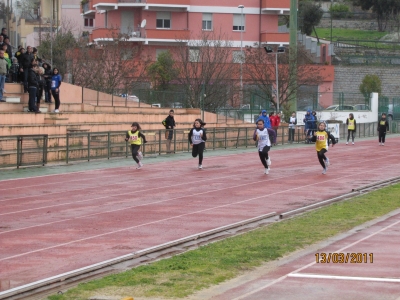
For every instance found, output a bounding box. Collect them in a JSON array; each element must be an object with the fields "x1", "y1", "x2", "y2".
[
  {"x1": 288, "y1": 273, "x2": 400, "y2": 283},
  {"x1": 1, "y1": 164, "x2": 398, "y2": 262},
  {"x1": 231, "y1": 217, "x2": 400, "y2": 300}
]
